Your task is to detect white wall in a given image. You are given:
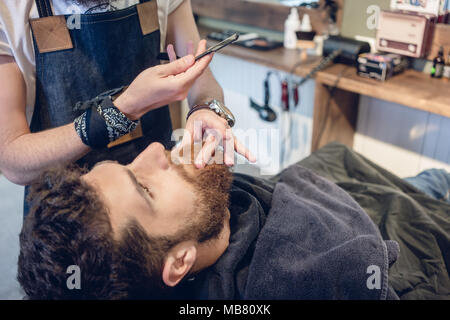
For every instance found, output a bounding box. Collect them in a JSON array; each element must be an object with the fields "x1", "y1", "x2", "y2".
[{"x1": 210, "y1": 54, "x2": 316, "y2": 176}]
